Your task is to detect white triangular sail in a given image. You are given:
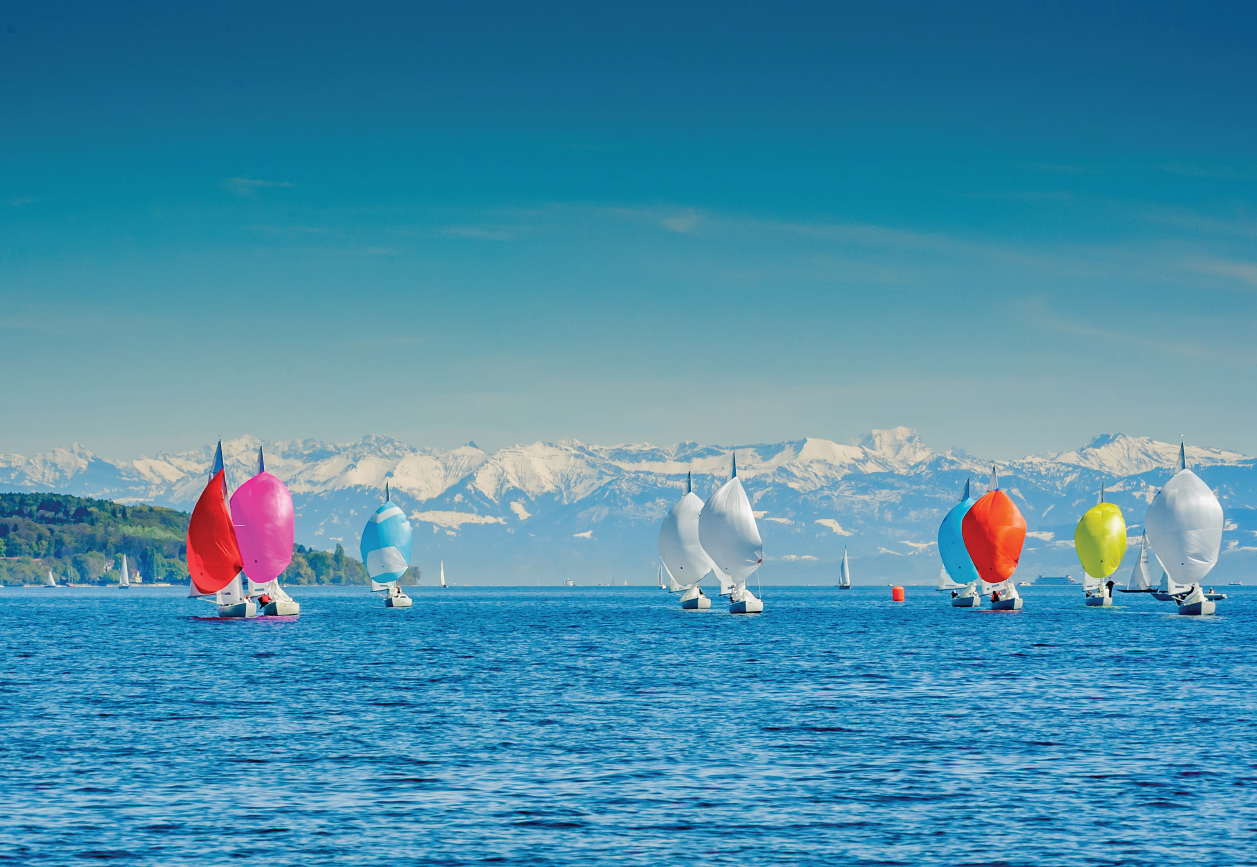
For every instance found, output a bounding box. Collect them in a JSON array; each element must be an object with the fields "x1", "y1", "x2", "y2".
[
  {"x1": 440, "y1": 561, "x2": 447, "y2": 587},
  {"x1": 46, "y1": 570, "x2": 56, "y2": 587},
  {"x1": 839, "y1": 548, "x2": 852, "y2": 588},
  {"x1": 215, "y1": 573, "x2": 247, "y2": 606},
  {"x1": 120, "y1": 555, "x2": 130, "y2": 587},
  {"x1": 1144, "y1": 449, "x2": 1223, "y2": 586},
  {"x1": 658, "y1": 476, "x2": 714, "y2": 591},
  {"x1": 1126, "y1": 532, "x2": 1155, "y2": 591},
  {"x1": 698, "y1": 473, "x2": 763, "y2": 586},
  {"x1": 937, "y1": 565, "x2": 964, "y2": 591}
]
